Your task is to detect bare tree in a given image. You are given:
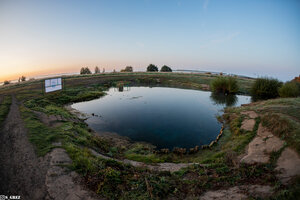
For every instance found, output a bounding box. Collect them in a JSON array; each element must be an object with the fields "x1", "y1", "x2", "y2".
[{"x1": 94, "y1": 66, "x2": 100, "y2": 74}]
